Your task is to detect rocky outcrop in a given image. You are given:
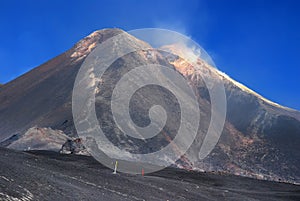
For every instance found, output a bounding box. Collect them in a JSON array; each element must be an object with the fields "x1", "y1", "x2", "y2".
[
  {"x1": 59, "y1": 138, "x2": 89, "y2": 155},
  {"x1": 6, "y1": 127, "x2": 69, "y2": 152}
]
